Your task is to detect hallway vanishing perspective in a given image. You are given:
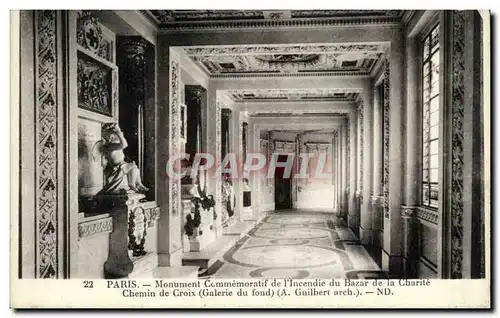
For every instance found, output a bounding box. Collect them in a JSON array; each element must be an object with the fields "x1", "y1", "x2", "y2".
[
  {"x1": 16, "y1": 10, "x2": 489, "y2": 282},
  {"x1": 203, "y1": 211, "x2": 385, "y2": 279}
]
